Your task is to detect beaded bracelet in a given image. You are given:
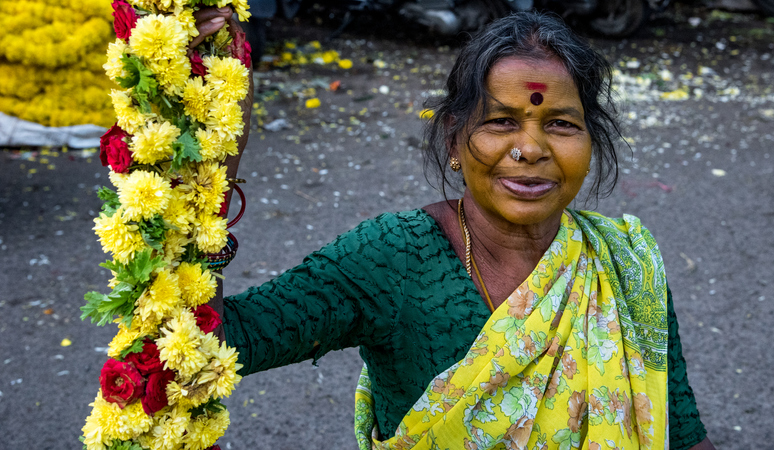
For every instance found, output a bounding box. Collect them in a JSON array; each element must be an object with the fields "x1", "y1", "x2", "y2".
[
  {"x1": 206, "y1": 231, "x2": 239, "y2": 271},
  {"x1": 206, "y1": 181, "x2": 246, "y2": 270}
]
